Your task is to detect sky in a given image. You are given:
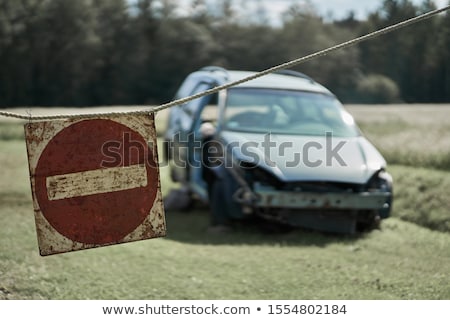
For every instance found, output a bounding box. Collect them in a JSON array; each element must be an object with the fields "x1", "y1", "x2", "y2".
[
  {"x1": 128, "y1": 0, "x2": 449, "y2": 26},
  {"x1": 160, "y1": 0, "x2": 449, "y2": 25},
  {"x1": 257, "y1": 0, "x2": 448, "y2": 23}
]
